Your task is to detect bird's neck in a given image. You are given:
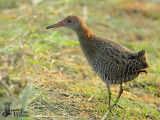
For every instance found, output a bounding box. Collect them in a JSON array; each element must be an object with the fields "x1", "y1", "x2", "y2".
[
  {"x1": 75, "y1": 22, "x2": 95, "y2": 64},
  {"x1": 75, "y1": 22, "x2": 94, "y2": 39}
]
